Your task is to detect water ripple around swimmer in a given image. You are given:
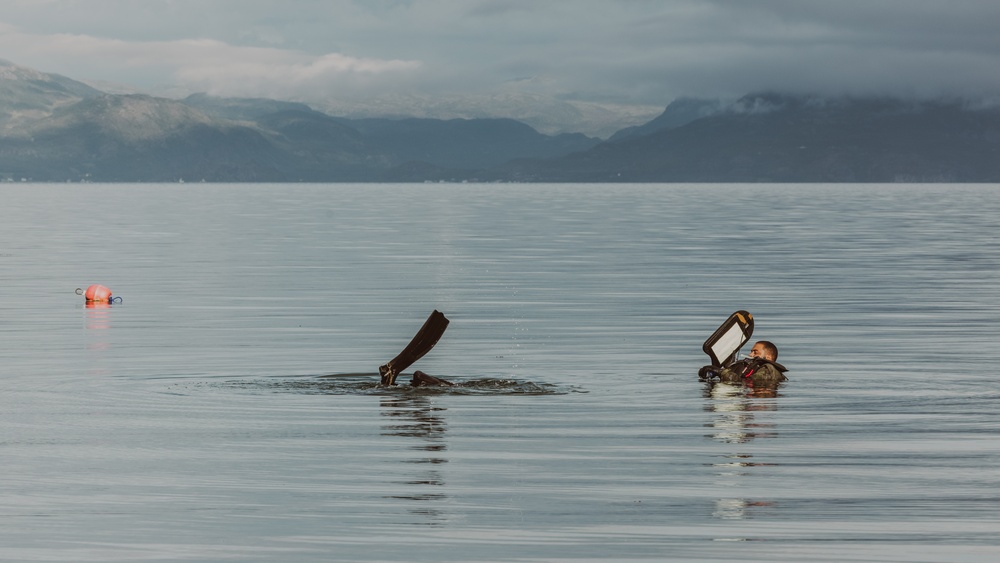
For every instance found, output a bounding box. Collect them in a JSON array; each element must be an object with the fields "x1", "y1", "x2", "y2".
[{"x1": 215, "y1": 375, "x2": 580, "y2": 396}]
